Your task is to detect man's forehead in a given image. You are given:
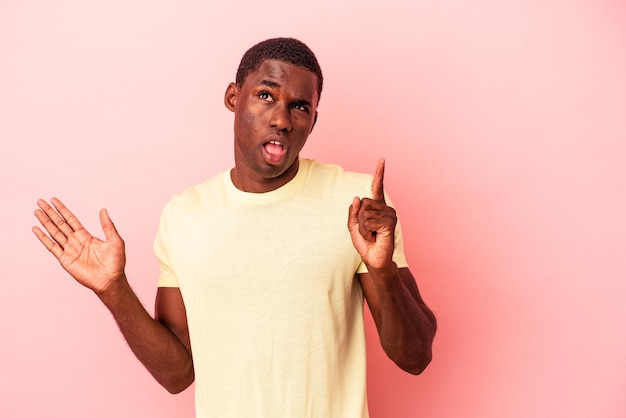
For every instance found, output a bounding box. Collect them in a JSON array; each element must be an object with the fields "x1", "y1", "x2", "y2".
[
  {"x1": 247, "y1": 60, "x2": 316, "y2": 84},
  {"x1": 247, "y1": 60, "x2": 318, "y2": 98}
]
